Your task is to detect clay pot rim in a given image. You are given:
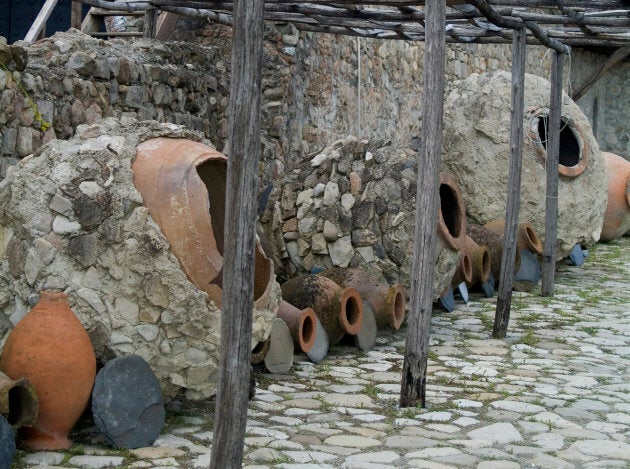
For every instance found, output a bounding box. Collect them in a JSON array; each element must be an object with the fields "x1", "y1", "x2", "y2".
[
  {"x1": 338, "y1": 287, "x2": 363, "y2": 336},
  {"x1": 527, "y1": 109, "x2": 589, "y2": 178},
  {"x1": 520, "y1": 222, "x2": 544, "y2": 254},
  {"x1": 385, "y1": 284, "x2": 406, "y2": 330},
  {"x1": 460, "y1": 252, "x2": 473, "y2": 284},
  {"x1": 437, "y1": 172, "x2": 466, "y2": 251},
  {"x1": 297, "y1": 307, "x2": 317, "y2": 353}
]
